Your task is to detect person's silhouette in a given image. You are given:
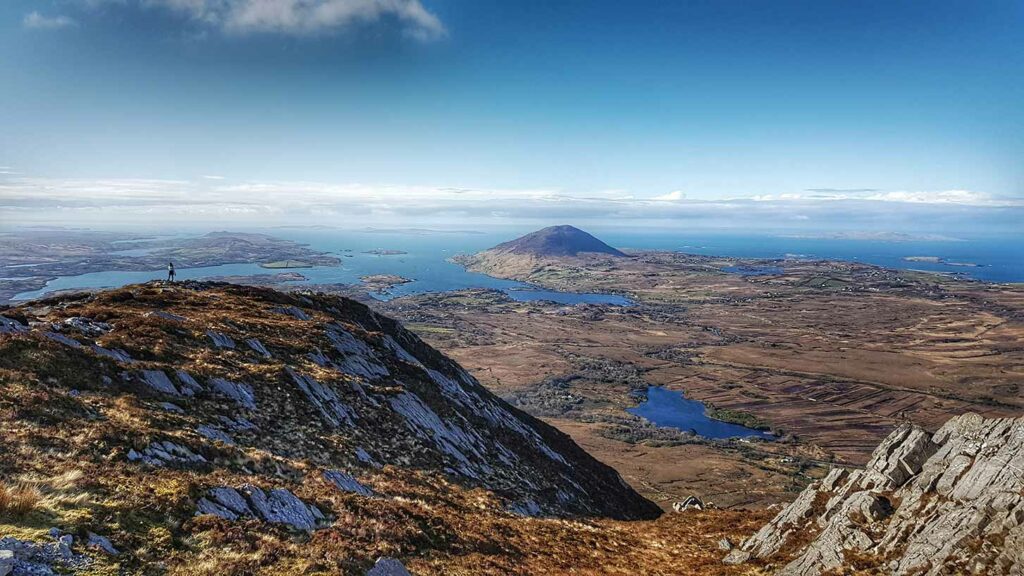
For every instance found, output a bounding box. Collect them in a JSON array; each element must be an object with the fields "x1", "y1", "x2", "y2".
[{"x1": 167, "y1": 262, "x2": 176, "y2": 283}]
